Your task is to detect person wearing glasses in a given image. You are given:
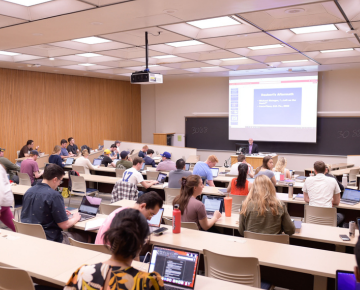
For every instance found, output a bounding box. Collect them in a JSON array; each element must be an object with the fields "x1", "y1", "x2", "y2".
[{"x1": 20, "y1": 164, "x2": 85, "y2": 244}]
